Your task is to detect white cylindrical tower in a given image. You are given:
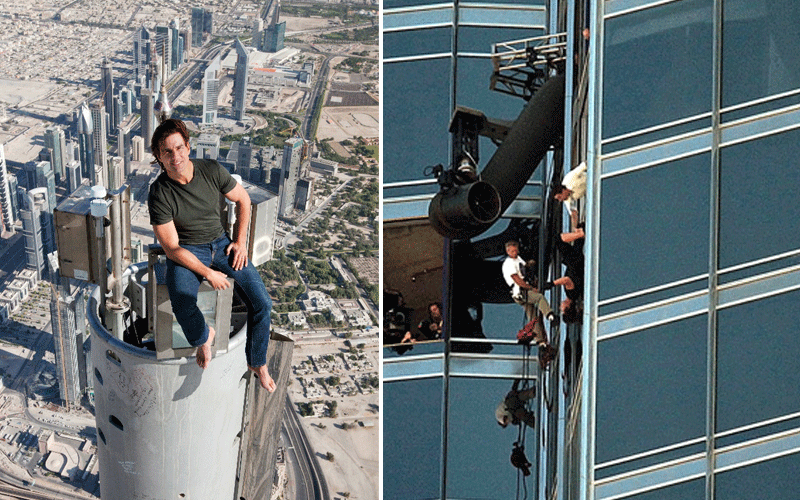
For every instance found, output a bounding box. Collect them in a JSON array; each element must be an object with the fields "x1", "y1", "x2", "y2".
[{"x1": 88, "y1": 279, "x2": 249, "y2": 499}]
